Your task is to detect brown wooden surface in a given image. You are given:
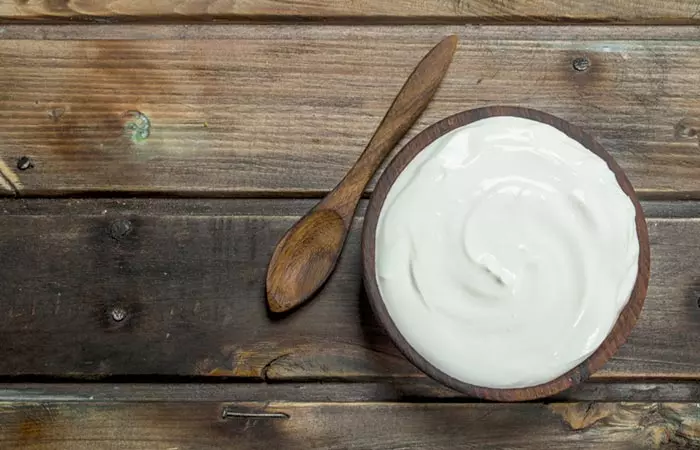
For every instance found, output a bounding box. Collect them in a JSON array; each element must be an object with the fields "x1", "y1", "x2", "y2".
[
  {"x1": 3, "y1": 0, "x2": 700, "y2": 23},
  {"x1": 0, "y1": 401, "x2": 697, "y2": 449},
  {"x1": 0, "y1": 198, "x2": 696, "y2": 381},
  {"x1": 2, "y1": 25, "x2": 700, "y2": 197},
  {"x1": 363, "y1": 106, "x2": 651, "y2": 401},
  {"x1": 1, "y1": 9, "x2": 699, "y2": 447}
]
